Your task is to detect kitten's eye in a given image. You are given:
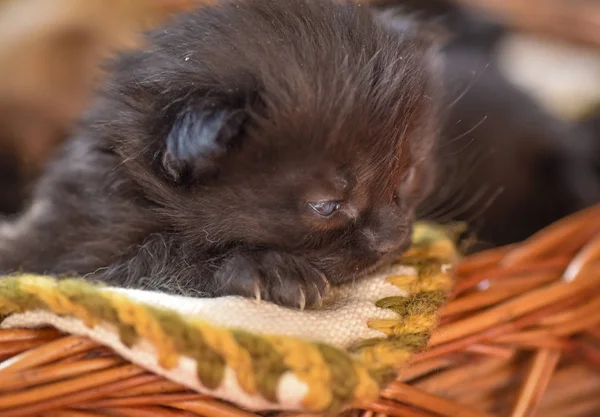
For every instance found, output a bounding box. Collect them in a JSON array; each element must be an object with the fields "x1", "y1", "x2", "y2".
[{"x1": 309, "y1": 201, "x2": 340, "y2": 217}]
